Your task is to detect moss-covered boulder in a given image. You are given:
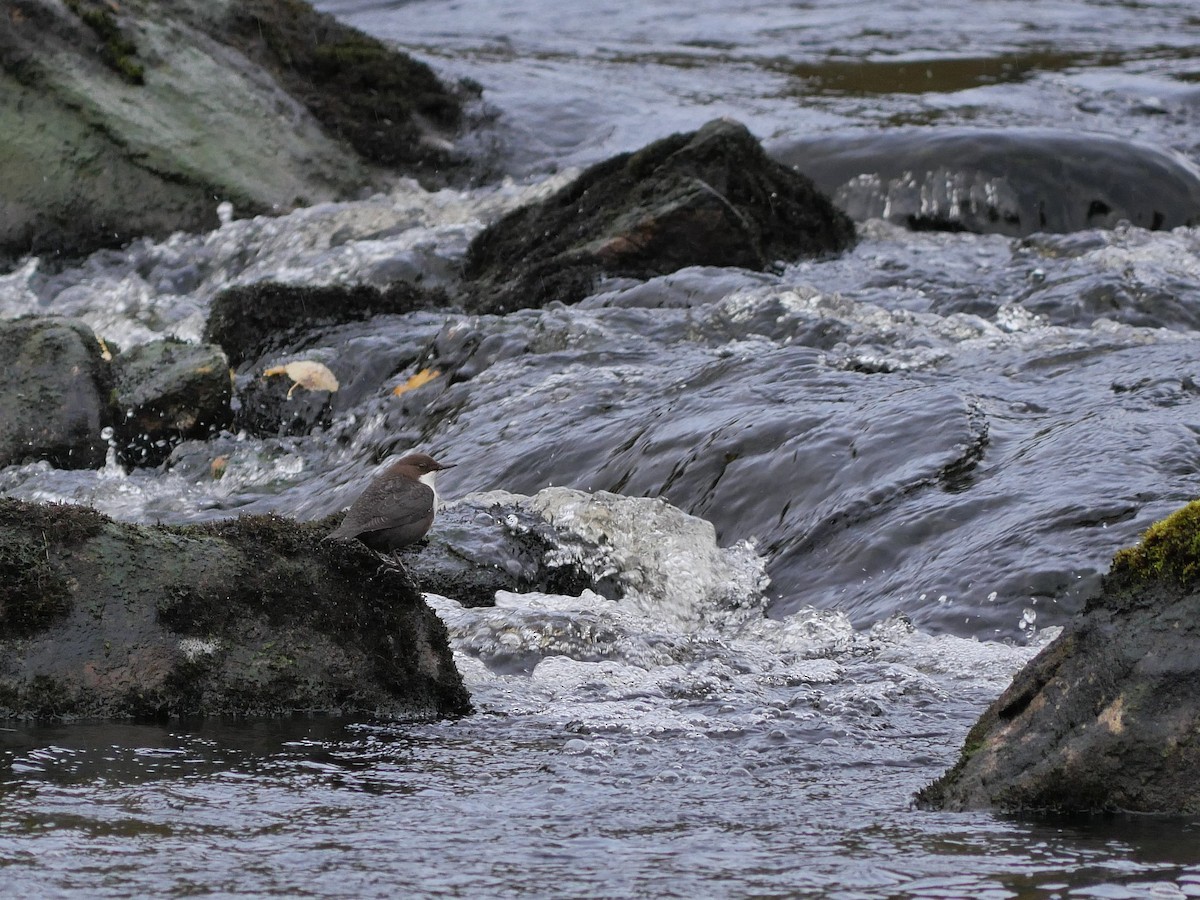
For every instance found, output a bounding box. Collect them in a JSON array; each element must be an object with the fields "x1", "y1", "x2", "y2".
[
  {"x1": 918, "y1": 500, "x2": 1200, "y2": 814},
  {"x1": 0, "y1": 498, "x2": 470, "y2": 720},
  {"x1": 111, "y1": 338, "x2": 233, "y2": 467},
  {"x1": 0, "y1": 316, "x2": 117, "y2": 470},
  {"x1": 463, "y1": 118, "x2": 857, "y2": 313},
  {"x1": 0, "y1": 0, "x2": 469, "y2": 267}
]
